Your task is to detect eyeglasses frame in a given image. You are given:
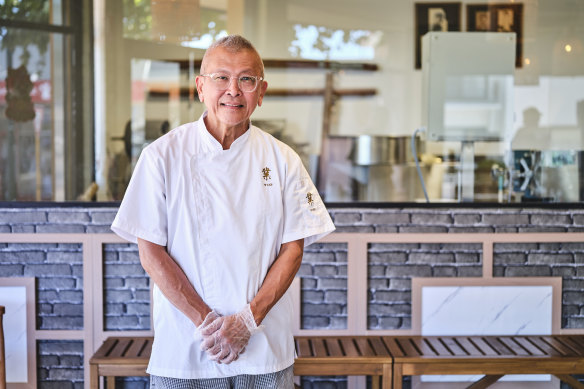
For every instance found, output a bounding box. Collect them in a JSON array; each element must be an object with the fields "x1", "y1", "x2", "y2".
[{"x1": 199, "y1": 73, "x2": 265, "y2": 93}]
